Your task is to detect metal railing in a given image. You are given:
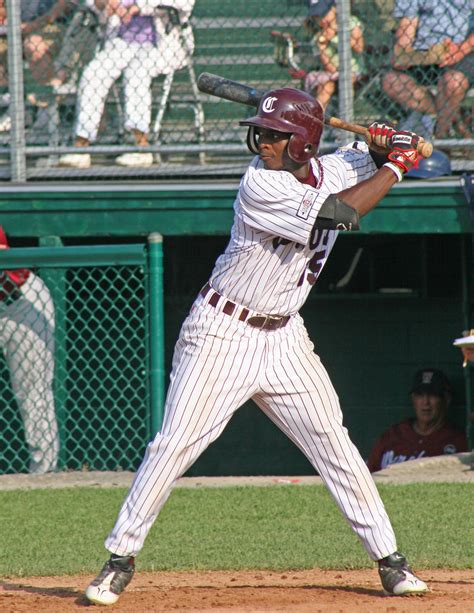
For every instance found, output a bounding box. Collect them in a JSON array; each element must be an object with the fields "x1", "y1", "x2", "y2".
[{"x1": 0, "y1": 0, "x2": 472, "y2": 181}]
